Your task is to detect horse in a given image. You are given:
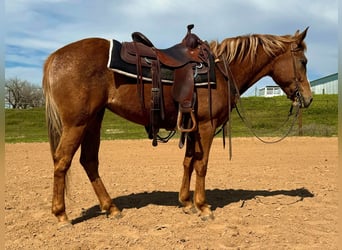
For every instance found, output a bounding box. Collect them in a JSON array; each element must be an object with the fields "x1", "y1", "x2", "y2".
[{"x1": 43, "y1": 28, "x2": 312, "y2": 227}]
